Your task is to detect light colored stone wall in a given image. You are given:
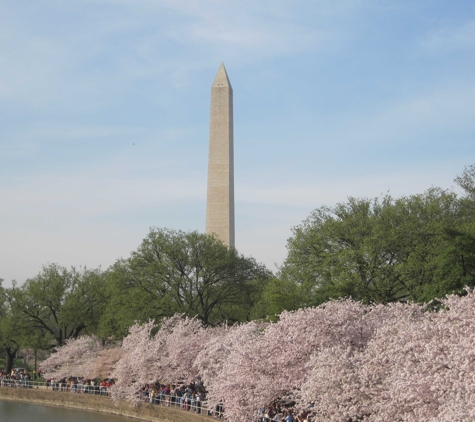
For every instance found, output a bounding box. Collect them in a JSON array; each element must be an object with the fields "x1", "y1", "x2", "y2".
[
  {"x1": 0, "y1": 387, "x2": 212, "y2": 422},
  {"x1": 205, "y1": 63, "x2": 235, "y2": 248}
]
